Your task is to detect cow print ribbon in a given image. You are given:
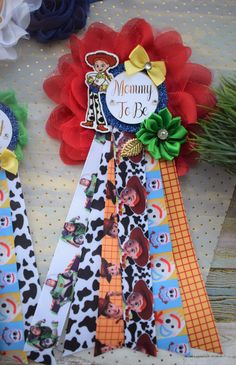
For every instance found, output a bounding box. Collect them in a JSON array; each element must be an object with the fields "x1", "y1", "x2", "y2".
[
  {"x1": 24, "y1": 135, "x2": 107, "y2": 365},
  {"x1": 6, "y1": 172, "x2": 41, "y2": 340},
  {"x1": 113, "y1": 128, "x2": 157, "y2": 357},
  {"x1": 63, "y1": 134, "x2": 111, "y2": 358}
]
